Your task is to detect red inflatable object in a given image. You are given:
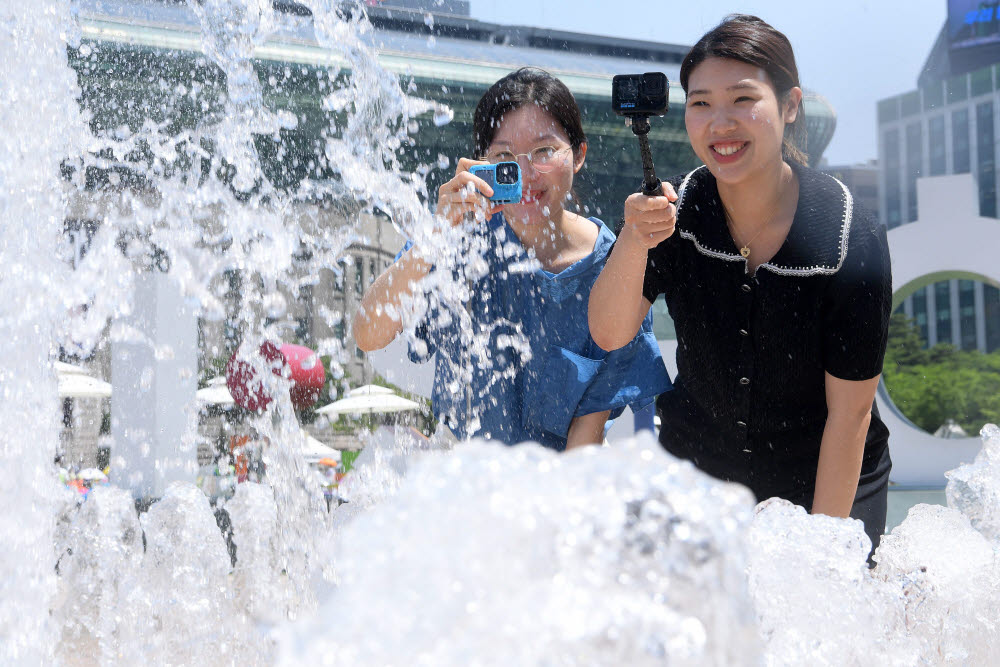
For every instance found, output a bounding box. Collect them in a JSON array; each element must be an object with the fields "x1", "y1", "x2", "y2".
[
  {"x1": 225, "y1": 341, "x2": 287, "y2": 412},
  {"x1": 279, "y1": 342, "x2": 326, "y2": 409}
]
